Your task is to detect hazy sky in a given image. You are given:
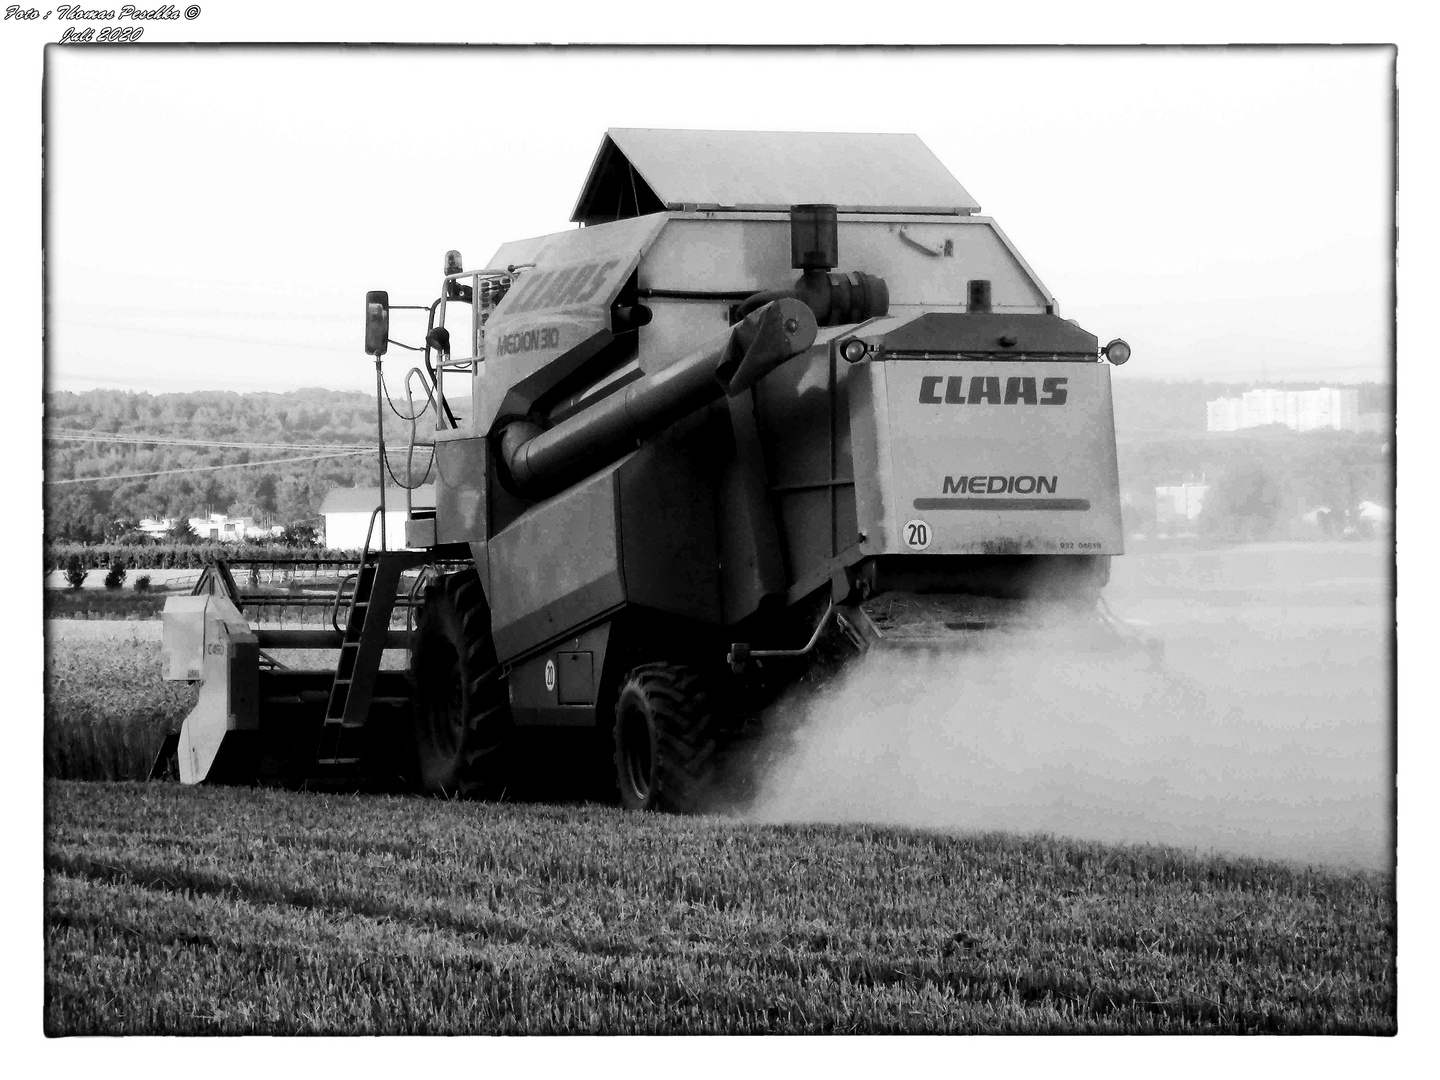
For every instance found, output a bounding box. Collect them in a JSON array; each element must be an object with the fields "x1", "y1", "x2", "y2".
[{"x1": 45, "y1": 46, "x2": 1394, "y2": 393}]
